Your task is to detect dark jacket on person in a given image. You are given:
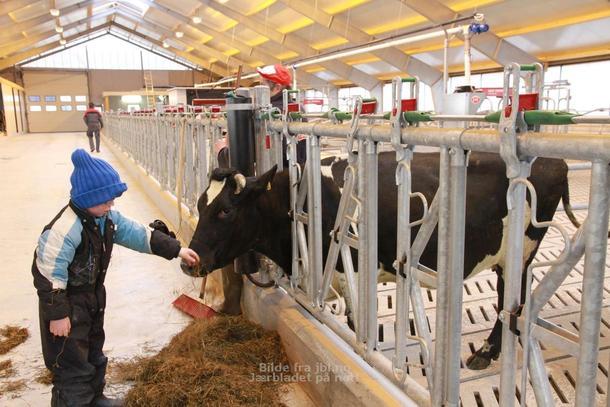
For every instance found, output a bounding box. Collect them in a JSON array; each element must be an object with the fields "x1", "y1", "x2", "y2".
[{"x1": 83, "y1": 108, "x2": 103, "y2": 130}]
